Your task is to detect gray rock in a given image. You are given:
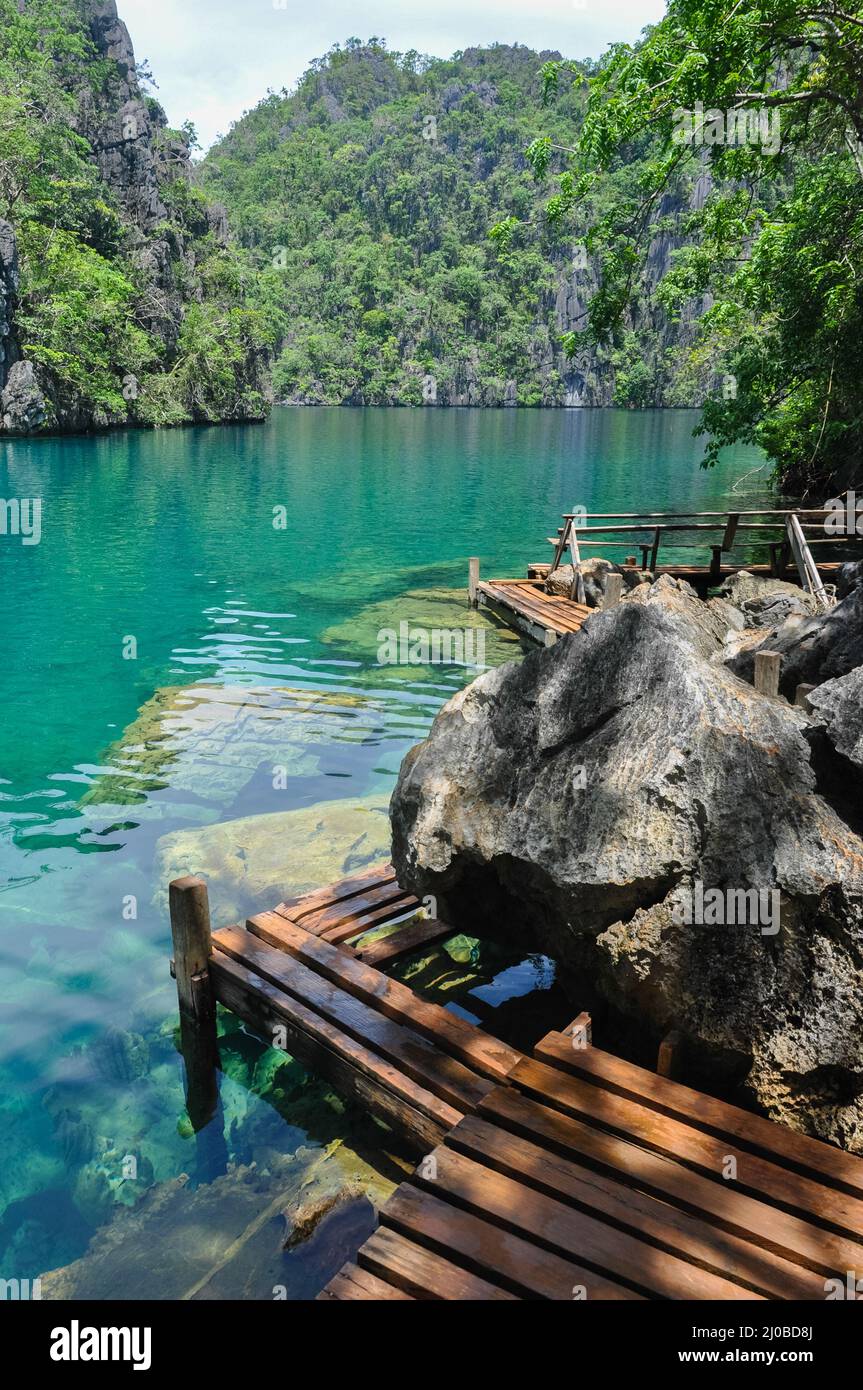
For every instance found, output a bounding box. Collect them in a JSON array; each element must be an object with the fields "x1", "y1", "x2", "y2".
[
  {"x1": 806, "y1": 666, "x2": 863, "y2": 779},
  {"x1": 1, "y1": 360, "x2": 47, "y2": 433},
  {"x1": 725, "y1": 583, "x2": 863, "y2": 697},
  {"x1": 546, "y1": 558, "x2": 651, "y2": 607},
  {"x1": 719, "y1": 570, "x2": 819, "y2": 628},
  {"x1": 391, "y1": 581, "x2": 863, "y2": 1149}
]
